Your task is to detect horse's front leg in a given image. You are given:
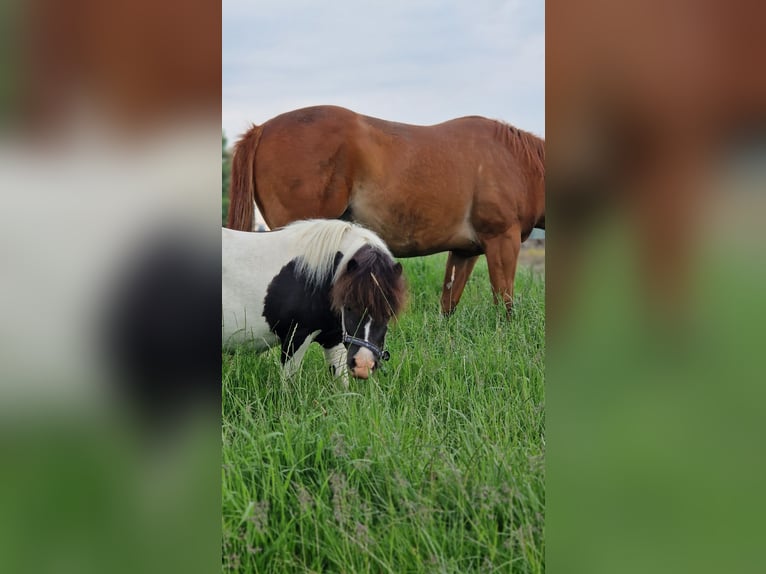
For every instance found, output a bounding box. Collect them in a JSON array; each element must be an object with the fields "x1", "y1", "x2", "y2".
[
  {"x1": 323, "y1": 343, "x2": 349, "y2": 388},
  {"x1": 281, "y1": 329, "x2": 320, "y2": 378},
  {"x1": 440, "y1": 252, "x2": 479, "y2": 315},
  {"x1": 482, "y1": 226, "x2": 521, "y2": 315}
]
